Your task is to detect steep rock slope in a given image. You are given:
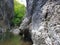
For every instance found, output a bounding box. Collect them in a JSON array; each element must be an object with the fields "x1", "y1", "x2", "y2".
[{"x1": 19, "y1": 0, "x2": 60, "y2": 45}]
